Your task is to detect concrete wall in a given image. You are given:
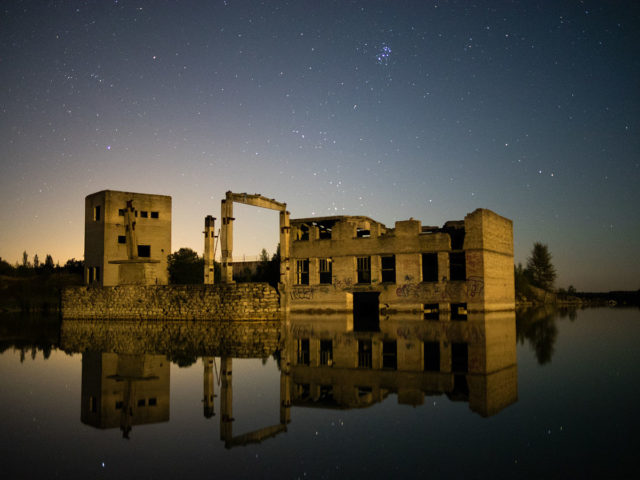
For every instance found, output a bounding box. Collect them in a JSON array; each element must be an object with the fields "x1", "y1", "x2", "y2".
[
  {"x1": 85, "y1": 190, "x2": 171, "y2": 286},
  {"x1": 62, "y1": 283, "x2": 280, "y2": 321}
]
